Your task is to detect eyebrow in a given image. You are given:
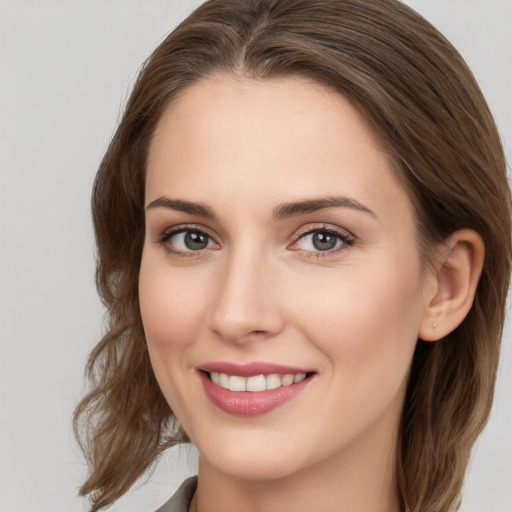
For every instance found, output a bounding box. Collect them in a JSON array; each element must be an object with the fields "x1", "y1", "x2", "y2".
[
  {"x1": 272, "y1": 196, "x2": 376, "y2": 220},
  {"x1": 146, "y1": 197, "x2": 215, "y2": 217},
  {"x1": 145, "y1": 195, "x2": 376, "y2": 220}
]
